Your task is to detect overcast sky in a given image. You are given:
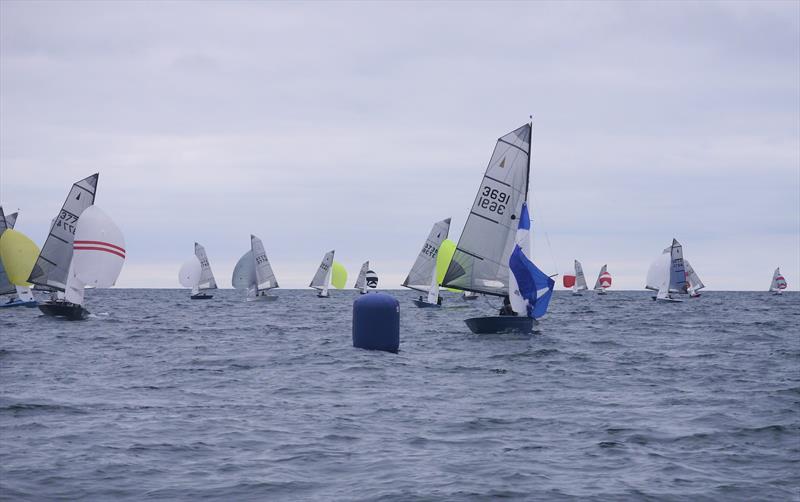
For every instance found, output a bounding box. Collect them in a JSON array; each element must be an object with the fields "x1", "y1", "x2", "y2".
[{"x1": 1, "y1": 0, "x2": 798, "y2": 290}]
